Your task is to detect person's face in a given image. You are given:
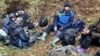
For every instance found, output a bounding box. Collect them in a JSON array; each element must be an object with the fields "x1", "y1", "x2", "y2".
[
  {"x1": 15, "y1": 17, "x2": 23, "y2": 24},
  {"x1": 82, "y1": 27, "x2": 89, "y2": 35},
  {"x1": 64, "y1": 7, "x2": 70, "y2": 11},
  {"x1": 11, "y1": 17, "x2": 16, "y2": 21},
  {"x1": 16, "y1": 17, "x2": 22, "y2": 22}
]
